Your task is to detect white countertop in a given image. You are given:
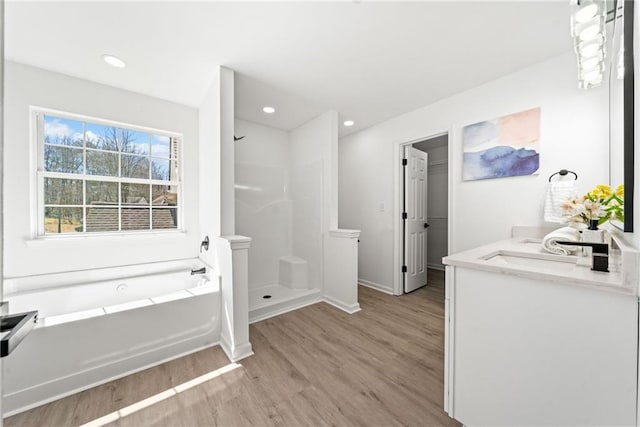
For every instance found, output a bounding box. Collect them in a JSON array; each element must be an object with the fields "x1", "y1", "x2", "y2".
[{"x1": 443, "y1": 233, "x2": 637, "y2": 296}]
